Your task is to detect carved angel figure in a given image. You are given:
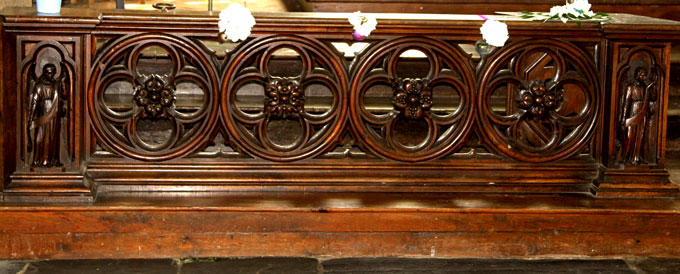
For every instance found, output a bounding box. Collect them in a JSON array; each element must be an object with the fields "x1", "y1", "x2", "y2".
[
  {"x1": 27, "y1": 63, "x2": 68, "y2": 167},
  {"x1": 619, "y1": 67, "x2": 657, "y2": 165}
]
